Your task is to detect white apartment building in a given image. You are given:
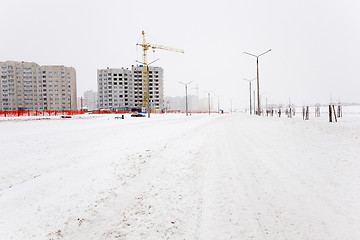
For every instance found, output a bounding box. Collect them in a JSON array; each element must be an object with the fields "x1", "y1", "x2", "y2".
[
  {"x1": 164, "y1": 95, "x2": 201, "y2": 112},
  {"x1": 97, "y1": 65, "x2": 164, "y2": 110},
  {"x1": 0, "y1": 61, "x2": 77, "y2": 111},
  {"x1": 84, "y1": 90, "x2": 97, "y2": 110}
]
